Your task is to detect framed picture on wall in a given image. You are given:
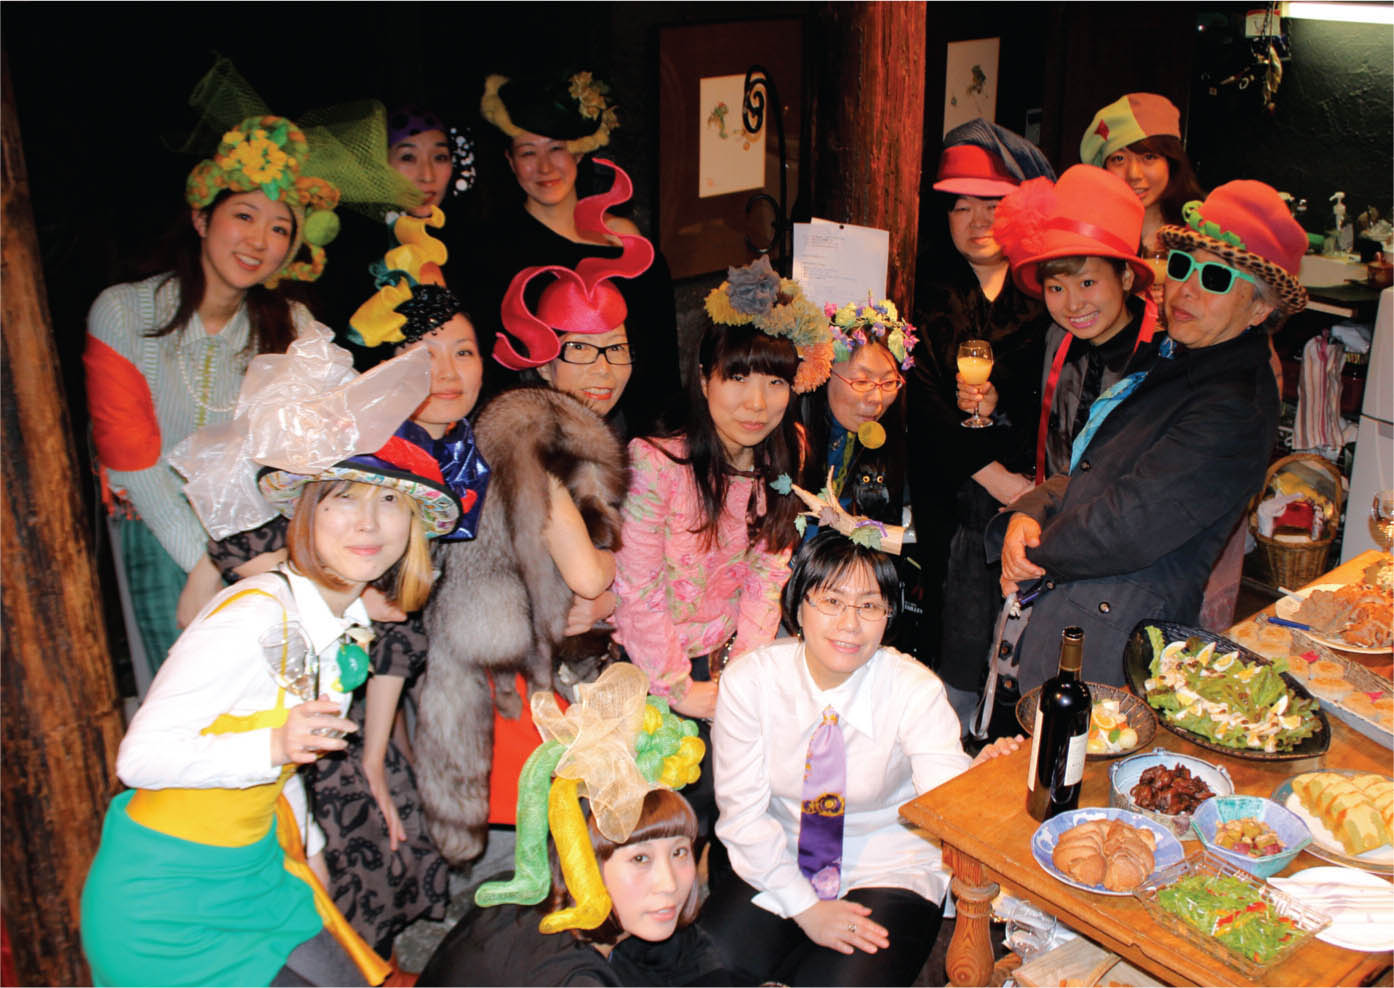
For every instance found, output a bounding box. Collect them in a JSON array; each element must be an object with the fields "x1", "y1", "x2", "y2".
[
  {"x1": 943, "y1": 37, "x2": 999, "y2": 135},
  {"x1": 657, "y1": 18, "x2": 804, "y2": 279}
]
